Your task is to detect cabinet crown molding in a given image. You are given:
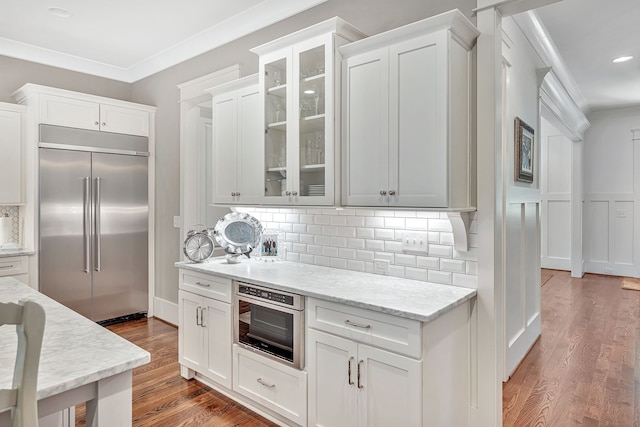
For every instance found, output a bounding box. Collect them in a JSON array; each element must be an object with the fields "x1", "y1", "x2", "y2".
[
  {"x1": 12, "y1": 83, "x2": 156, "y2": 112},
  {"x1": 340, "y1": 9, "x2": 479, "y2": 58},
  {"x1": 205, "y1": 74, "x2": 258, "y2": 97},
  {"x1": 249, "y1": 16, "x2": 367, "y2": 56}
]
